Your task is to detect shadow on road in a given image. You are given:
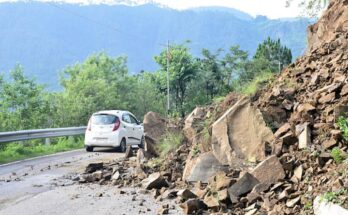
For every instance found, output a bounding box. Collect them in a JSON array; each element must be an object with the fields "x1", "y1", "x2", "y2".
[{"x1": 90, "y1": 147, "x2": 123, "y2": 154}]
